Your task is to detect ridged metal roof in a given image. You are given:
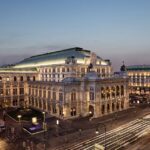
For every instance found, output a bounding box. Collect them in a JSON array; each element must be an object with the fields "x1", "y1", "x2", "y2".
[
  {"x1": 14, "y1": 47, "x2": 93, "y2": 68},
  {"x1": 21, "y1": 47, "x2": 90, "y2": 63}
]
